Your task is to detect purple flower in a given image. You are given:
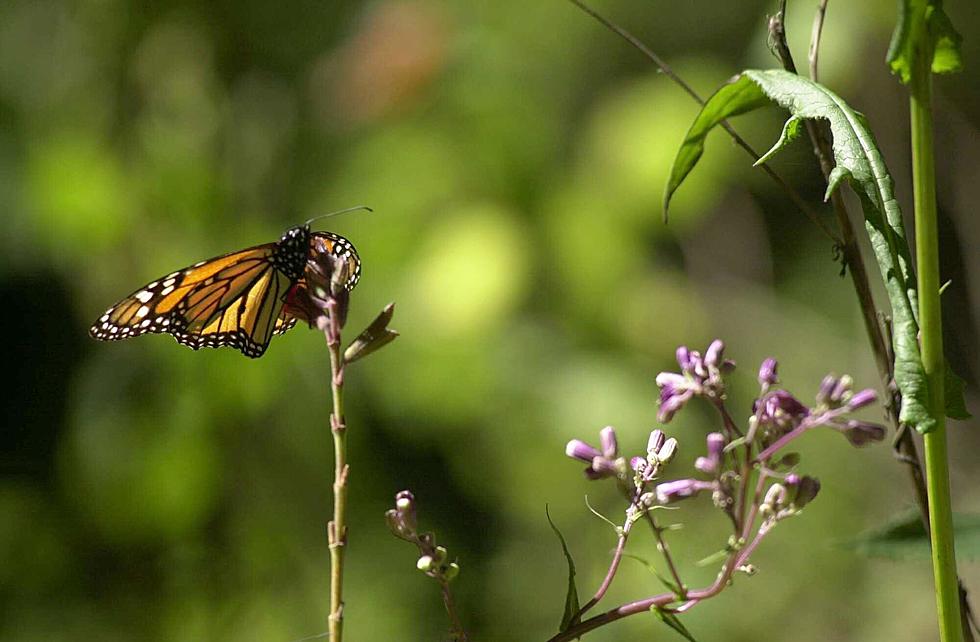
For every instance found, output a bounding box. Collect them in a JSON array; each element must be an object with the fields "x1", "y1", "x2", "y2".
[
  {"x1": 676, "y1": 346, "x2": 693, "y2": 371},
  {"x1": 839, "y1": 420, "x2": 886, "y2": 447},
  {"x1": 847, "y1": 388, "x2": 877, "y2": 410},
  {"x1": 704, "y1": 340, "x2": 725, "y2": 369},
  {"x1": 695, "y1": 432, "x2": 726, "y2": 475},
  {"x1": 599, "y1": 426, "x2": 618, "y2": 458},
  {"x1": 566, "y1": 439, "x2": 600, "y2": 462},
  {"x1": 758, "y1": 358, "x2": 778, "y2": 386},
  {"x1": 655, "y1": 478, "x2": 716, "y2": 504},
  {"x1": 647, "y1": 429, "x2": 666, "y2": 453},
  {"x1": 816, "y1": 375, "x2": 838, "y2": 405},
  {"x1": 656, "y1": 341, "x2": 735, "y2": 423},
  {"x1": 565, "y1": 427, "x2": 624, "y2": 480},
  {"x1": 656, "y1": 373, "x2": 696, "y2": 423},
  {"x1": 757, "y1": 390, "x2": 810, "y2": 434}
]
